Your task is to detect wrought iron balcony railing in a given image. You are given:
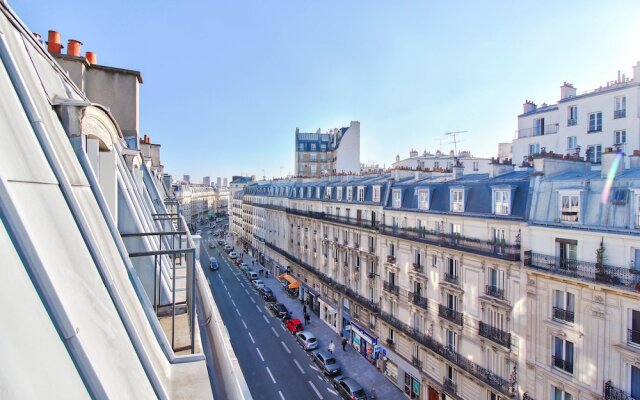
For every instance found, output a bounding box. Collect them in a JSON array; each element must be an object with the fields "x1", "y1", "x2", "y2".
[
  {"x1": 411, "y1": 356, "x2": 422, "y2": 369},
  {"x1": 552, "y1": 306, "x2": 575, "y2": 323},
  {"x1": 517, "y1": 123, "x2": 559, "y2": 138},
  {"x1": 379, "y1": 225, "x2": 520, "y2": 261},
  {"x1": 443, "y1": 377, "x2": 457, "y2": 394},
  {"x1": 552, "y1": 355, "x2": 573, "y2": 374},
  {"x1": 250, "y1": 203, "x2": 380, "y2": 230},
  {"x1": 413, "y1": 262, "x2": 424, "y2": 272},
  {"x1": 444, "y1": 273, "x2": 460, "y2": 286},
  {"x1": 614, "y1": 109, "x2": 626, "y2": 119},
  {"x1": 628, "y1": 328, "x2": 640, "y2": 346},
  {"x1": 383, "y1": 281, "x2": 400, "y2": 296},
  {"x1": 479, "y1": 321, "x2": 511, "y2": 348},
  {"x1": 387, "y1": 255, "x2": 396, "y2": 264},
  {"x1": 439, "y1": 304, "x2": 463, "y2": 326},
  {"x1": 604, "y1": 380, "x2": 636, "y2": 400},
  {"x1": 409, "y1": 292, "x2": 429, "y2": 310},
  {"x1": 485, "y1": 285, "x2": 505, "y2": 300},
  {"x1": 524, "y1": 251, "x2": 640, "y2": 293}
]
